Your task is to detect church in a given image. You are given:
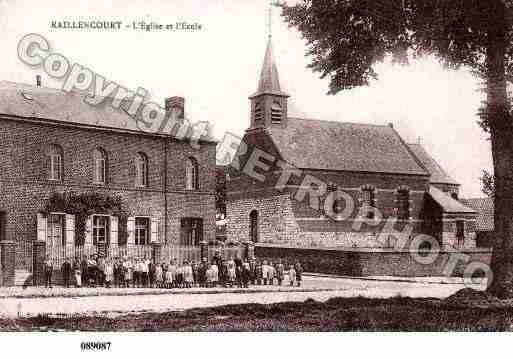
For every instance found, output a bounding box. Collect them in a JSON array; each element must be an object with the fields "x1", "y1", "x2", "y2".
[{"x1": 226, "y1": 36, "x2": 478, "y2": 251}]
